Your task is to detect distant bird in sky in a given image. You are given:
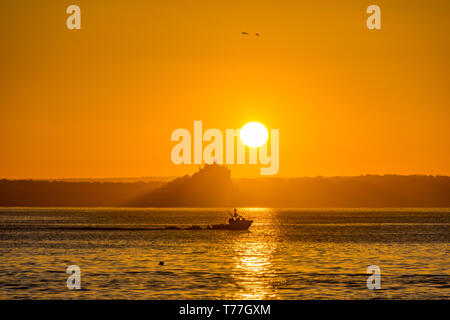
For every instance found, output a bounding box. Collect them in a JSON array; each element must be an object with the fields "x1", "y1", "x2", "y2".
[{"x1": 241, "y1": 32, "x2": 261, "y2": 37}]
